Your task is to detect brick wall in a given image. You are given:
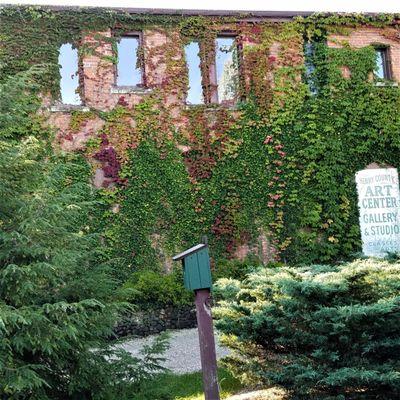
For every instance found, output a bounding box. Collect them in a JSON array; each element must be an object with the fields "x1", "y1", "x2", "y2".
[
  {"x1": 328, "y1": 28, "x2": 400, "y2": 81},
  {"x1": 81, "y1": 28, "x2": 180, "y2": 111},
  {"x1": 43, "y1": 18, "x2": 400, "y2": 266},
  {"x1": 48, "y1": 22, "x2": 400, "y2": 163},
  {"x1": 47, "y1": 22, "x2": 400, "y2": 186}
]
